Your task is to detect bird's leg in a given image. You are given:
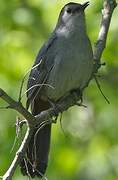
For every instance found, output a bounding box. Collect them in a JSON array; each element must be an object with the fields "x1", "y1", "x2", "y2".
[
  {"x1": 47, "y1": 98, "x2": 58, "y2": 123},
  {"x1": 70, "y1": 88, "x2": 87, "y2": 108}
]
